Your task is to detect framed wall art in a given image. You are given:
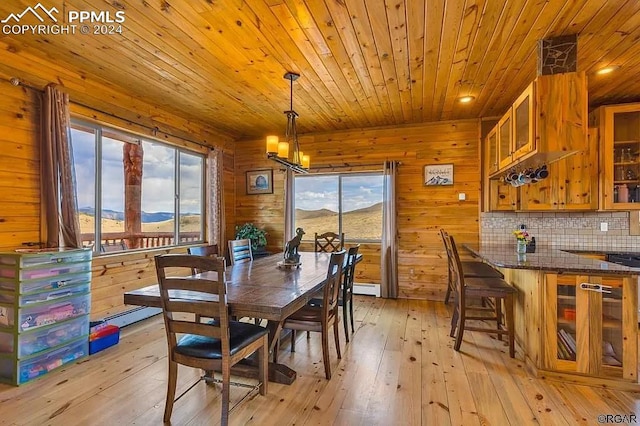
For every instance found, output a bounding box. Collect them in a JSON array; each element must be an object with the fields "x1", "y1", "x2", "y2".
[
  {"x1": 246, "y1": 169, "x2": 274, "y2": 195},
  {"x1": 424, "y1": 164, "x2": 454, "y2": 186}
]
